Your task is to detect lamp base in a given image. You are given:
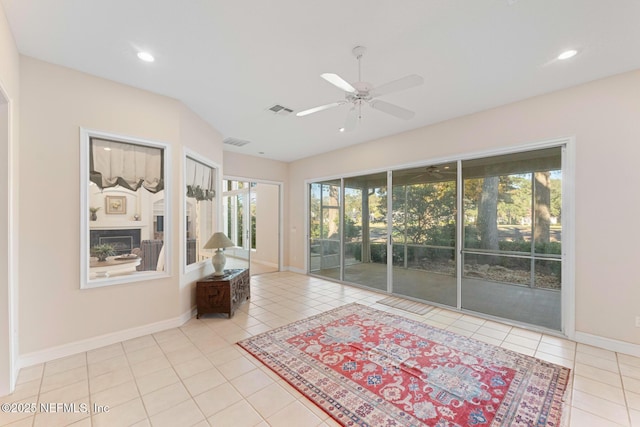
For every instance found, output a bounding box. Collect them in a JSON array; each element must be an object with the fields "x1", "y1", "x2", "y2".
[{"x1": 211, "y1": 249, "x2": 226, "y2": 276}]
